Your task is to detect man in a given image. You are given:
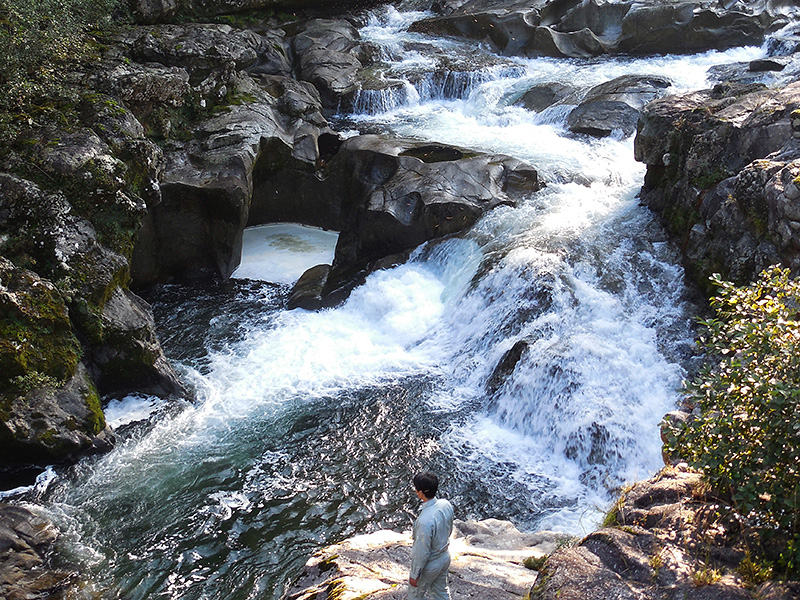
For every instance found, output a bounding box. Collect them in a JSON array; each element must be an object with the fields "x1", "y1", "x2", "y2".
[{"x1": 408, "y1": 472, "x2": 454, "y2": 600}]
